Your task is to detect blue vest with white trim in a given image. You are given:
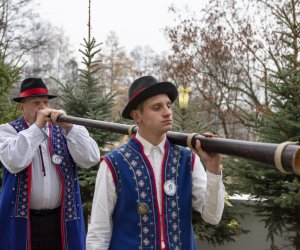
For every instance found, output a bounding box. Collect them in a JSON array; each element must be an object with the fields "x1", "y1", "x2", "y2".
[
  {"x1": 0, "y1": 117, "x2": 86, "y2": 250},
  {"x1": 104, "y1": 137, "x2": 197, "y2": 250}
]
